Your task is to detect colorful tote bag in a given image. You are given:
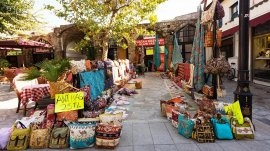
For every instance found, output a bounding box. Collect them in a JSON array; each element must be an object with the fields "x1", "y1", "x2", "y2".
[
  {"x1": 49, "y1": 124, "x2": 70, "y2": 149},
  {"x1": 29, "y1": 125, "x2": 50, "y2": 149},
  {"x1": 95, "y1": 123, "x2": 122, "y2": 148},
  {"x1": 69, "y1": 122, "x2": 96, "y2": 149},
  {"x1": 231, "y1": 117, "x2": 255, "y2": 140},
  {"x1": 178, "y1": 114, "x2": 195, "y2": 138},
  {"x1": 211, "y1": 116, "x2": 233, "y2": 140},
  {"x1": 7, "y1": 121, "x2": 31, "y2": 150},
  {"x1": 196, "y1": 123, "x2": 215, "y2": 143}
]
